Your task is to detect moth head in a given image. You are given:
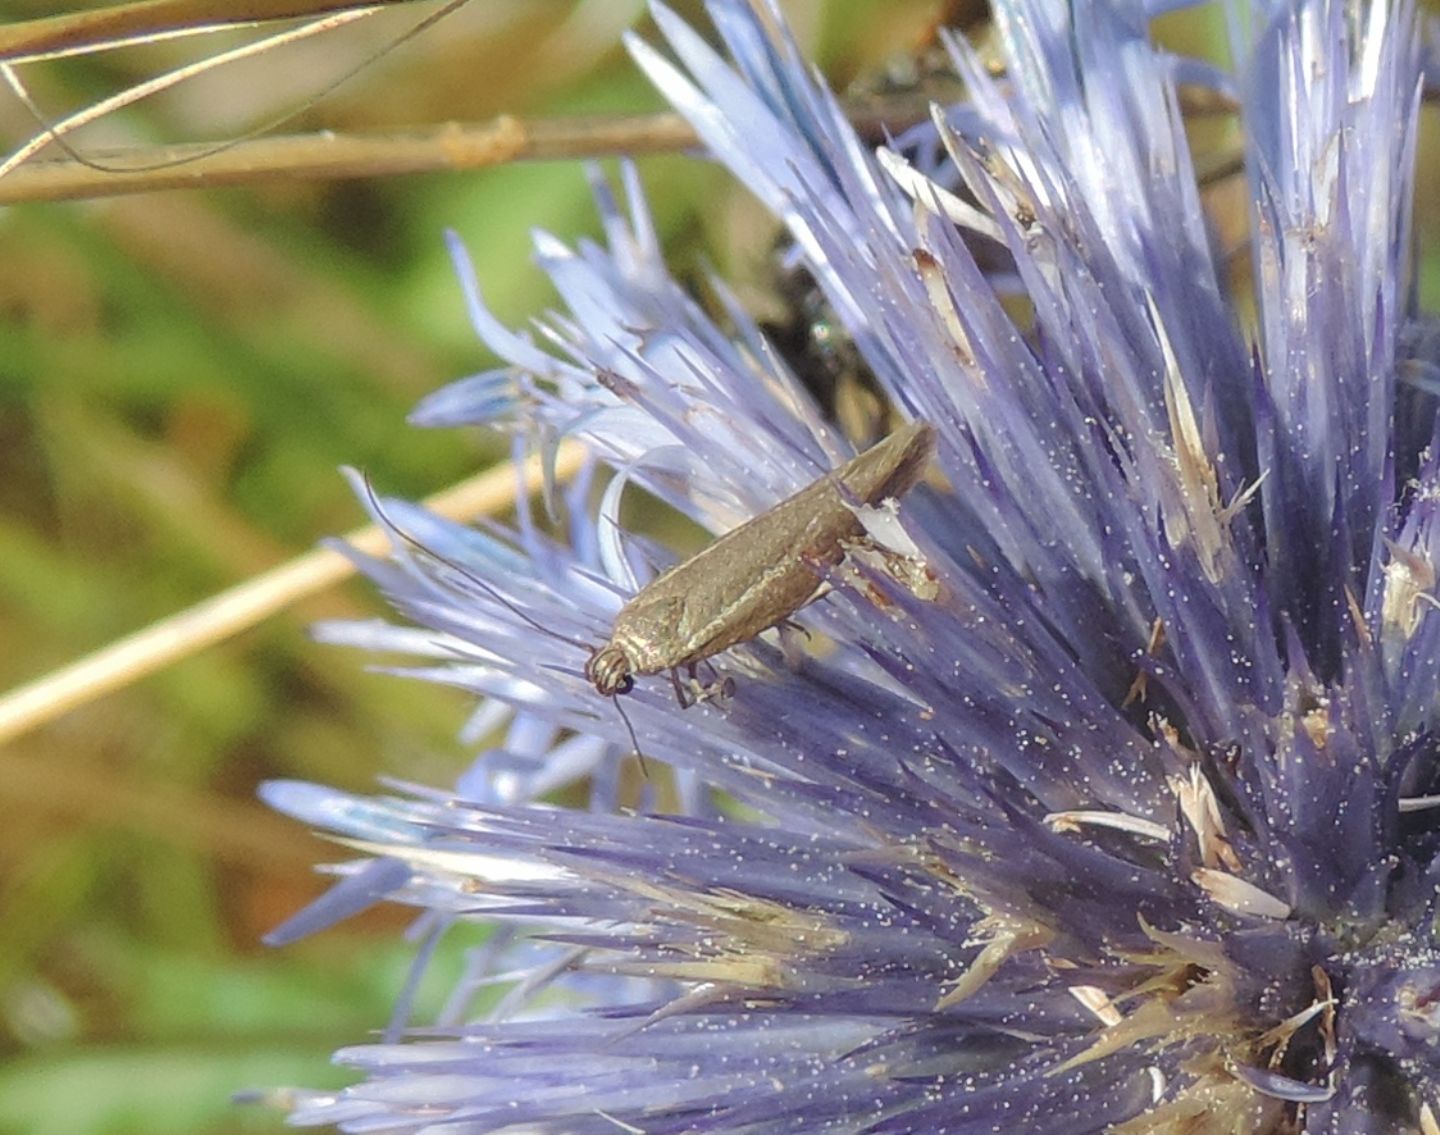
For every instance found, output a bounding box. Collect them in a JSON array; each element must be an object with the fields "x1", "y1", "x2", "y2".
[{"x1": 586, "y1": 643, "x2": 635, "y2": 696}]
